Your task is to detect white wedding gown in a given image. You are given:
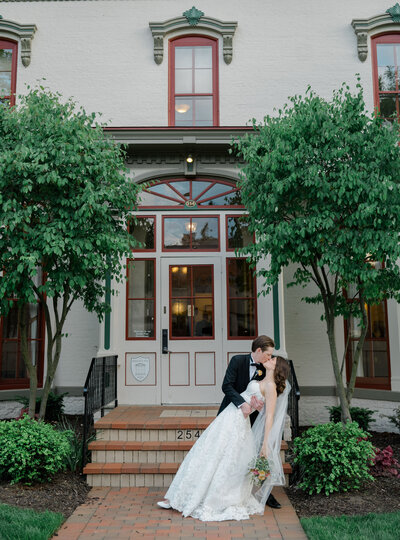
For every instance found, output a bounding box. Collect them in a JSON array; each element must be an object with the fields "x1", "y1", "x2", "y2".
[{"x1": 164, "y1": 380, "x2": 266, "y2": 521}]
